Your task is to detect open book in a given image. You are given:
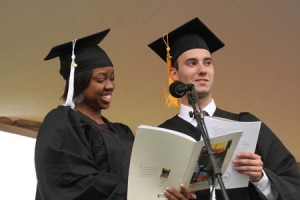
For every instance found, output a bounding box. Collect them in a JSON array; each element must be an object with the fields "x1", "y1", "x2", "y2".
[{"x1": 127, "y1": 122, "x2": 244, "y2": 200}]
